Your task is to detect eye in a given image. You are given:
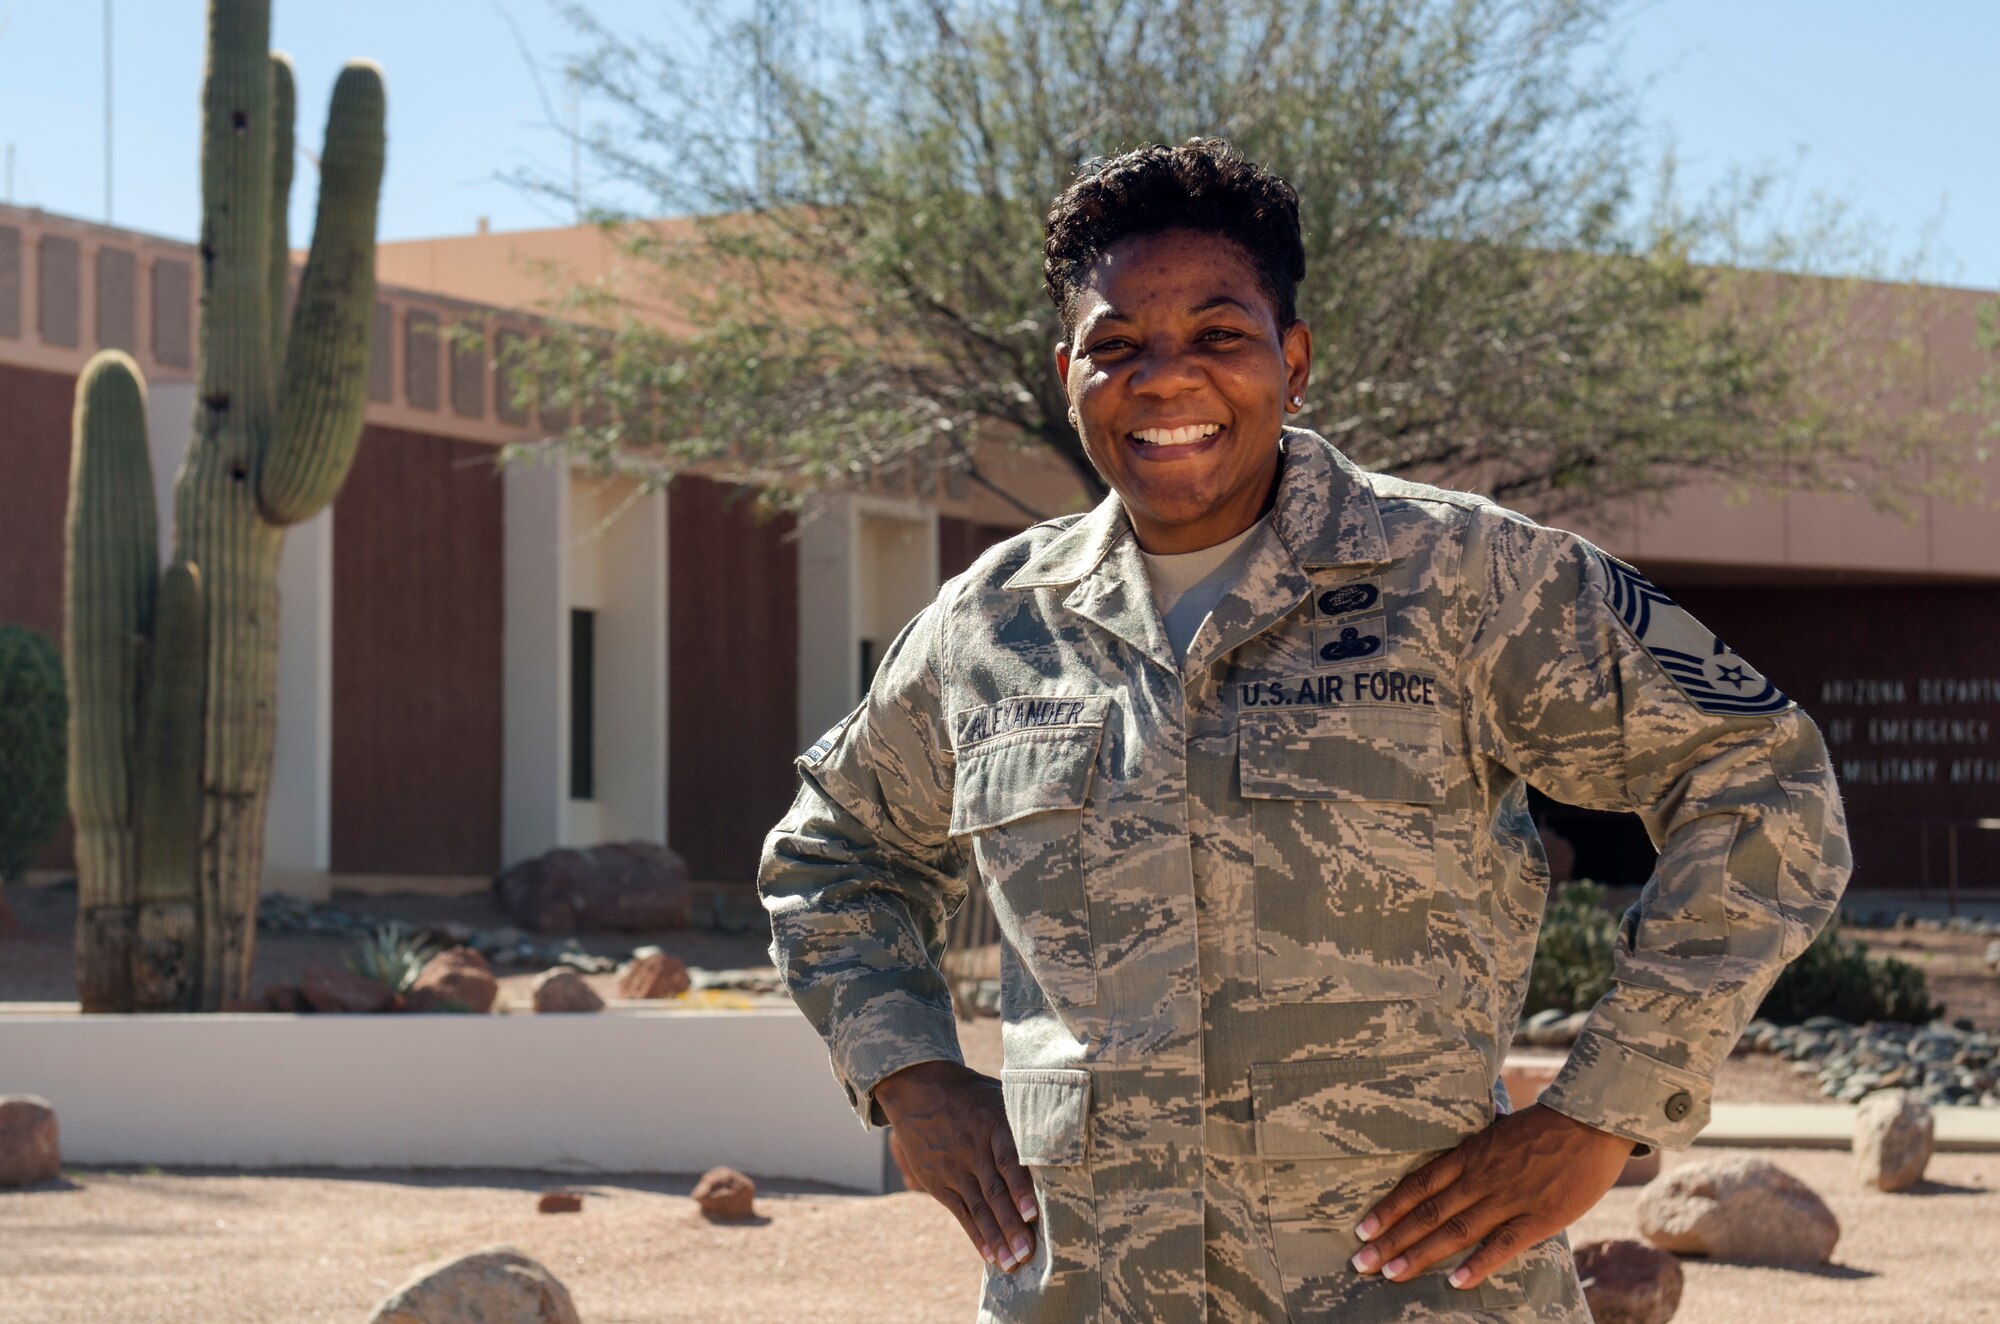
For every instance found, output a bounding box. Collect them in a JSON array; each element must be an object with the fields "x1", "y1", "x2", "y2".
[
  {"x1": 1200, "y1": 326, "x2": 1245, "y2": 344},
  {"x1": 1086, "y1": 336, "x2": 1134, "y2": 355}
]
